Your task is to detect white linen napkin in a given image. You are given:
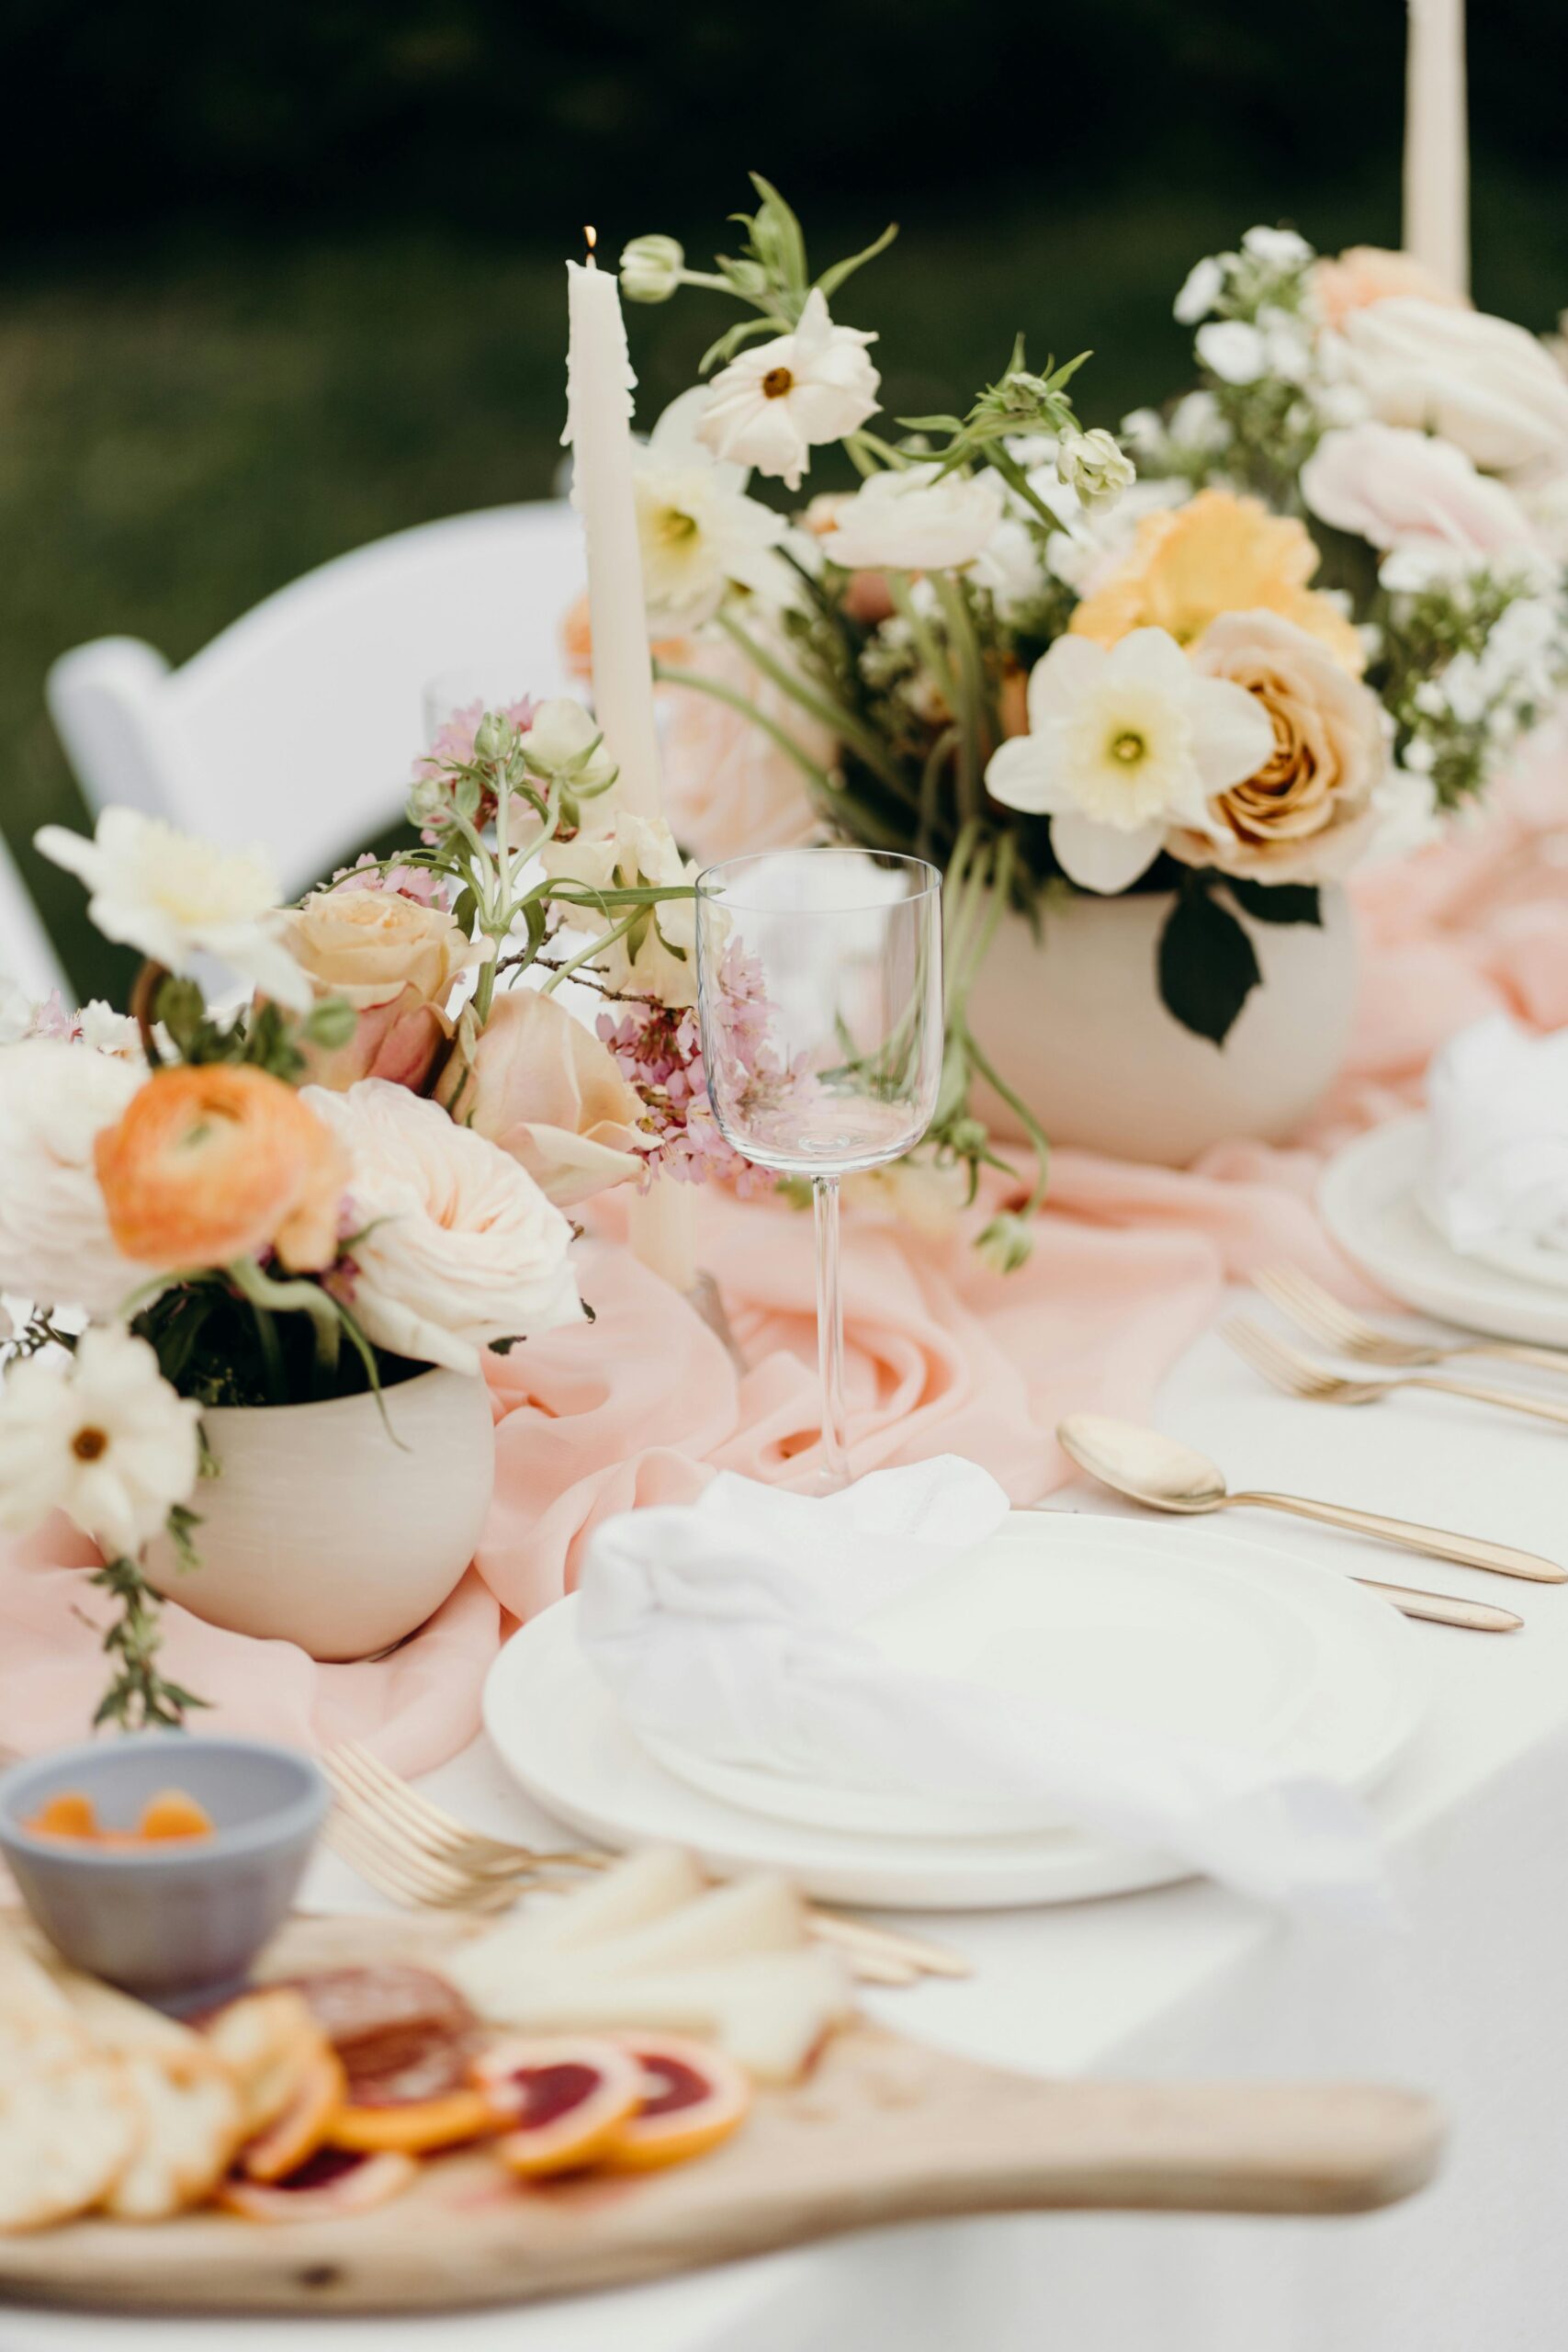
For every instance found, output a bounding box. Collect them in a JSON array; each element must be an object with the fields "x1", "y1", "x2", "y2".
[
  {"x1": 1422, "y1": 1014, "x2": 1568, "y2": 1281},
  {"x1": 578, "y1": 1457, "x2": 1386, "y2": 1918}
]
